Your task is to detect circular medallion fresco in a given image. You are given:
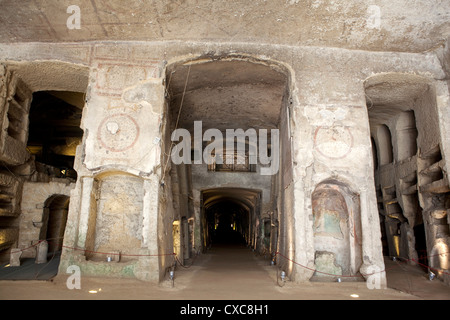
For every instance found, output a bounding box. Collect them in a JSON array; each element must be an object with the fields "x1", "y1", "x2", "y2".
[
  {"x1": 314, "y1": 126, "x2": 353, "y2": 159},
  {"x1": 98, "y1": 114, "x2": 140, "y2": 152}
]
